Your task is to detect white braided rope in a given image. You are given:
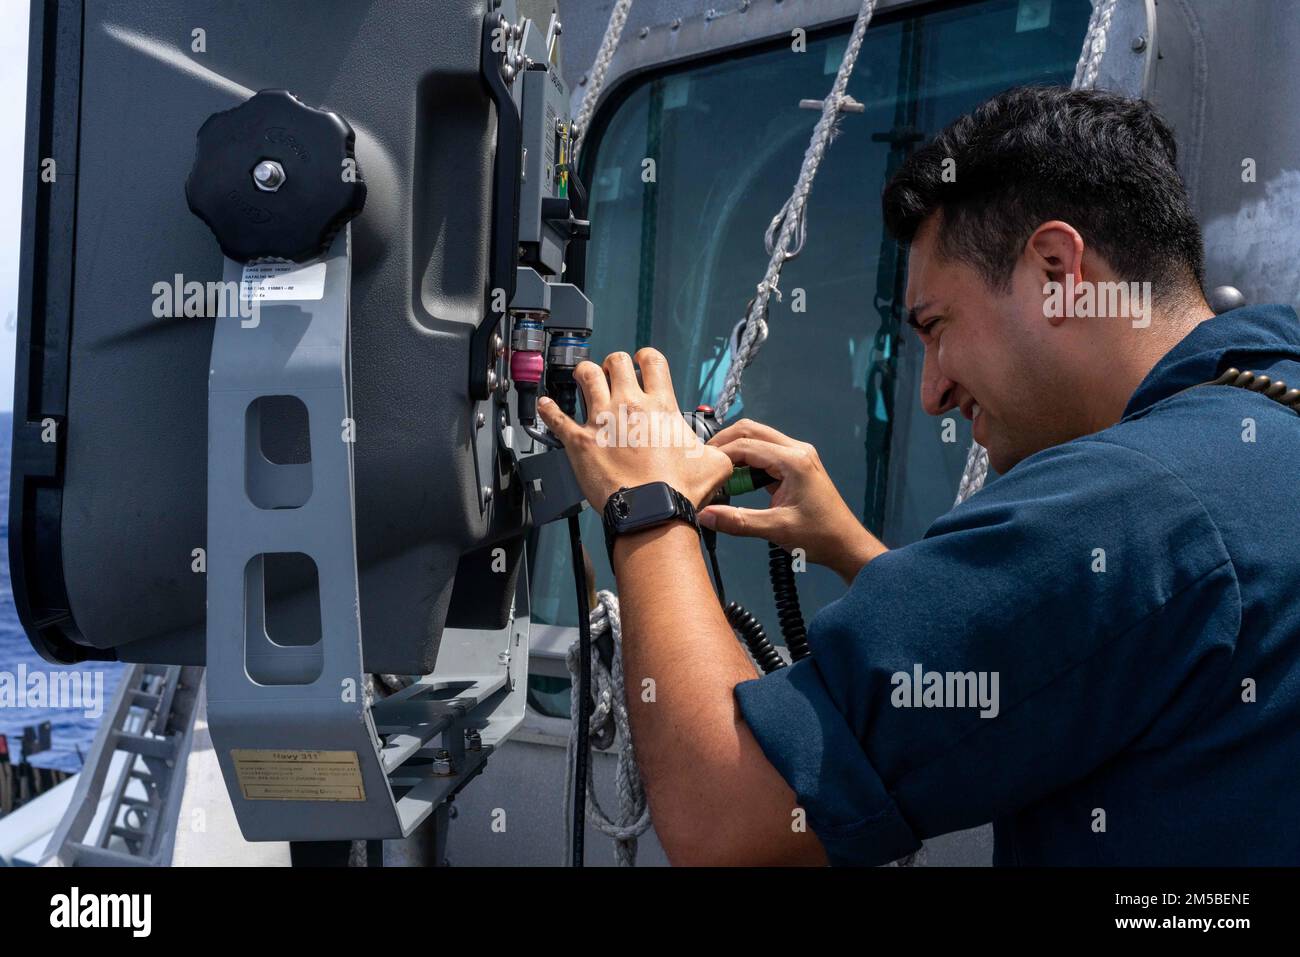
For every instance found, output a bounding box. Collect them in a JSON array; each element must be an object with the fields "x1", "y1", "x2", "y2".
[
  {"x1": 952, "y1": 439, "x2": 991, "y2": 507},
  {"x1": 714, "y1": 0, "x2": 880, "y2": 418},
  {"x1": 1072, "y1": 0, "x2": 1119, "y2": 91},
  {"x1": 564, "y1": 589, "x2": 651, "y2": 866},
  {"x1": 571, "y1": 0, "x2": 635, "y2": 164},
  {"x1": 954, "y1": 0, "x2": 1118, "y2": 507}
]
